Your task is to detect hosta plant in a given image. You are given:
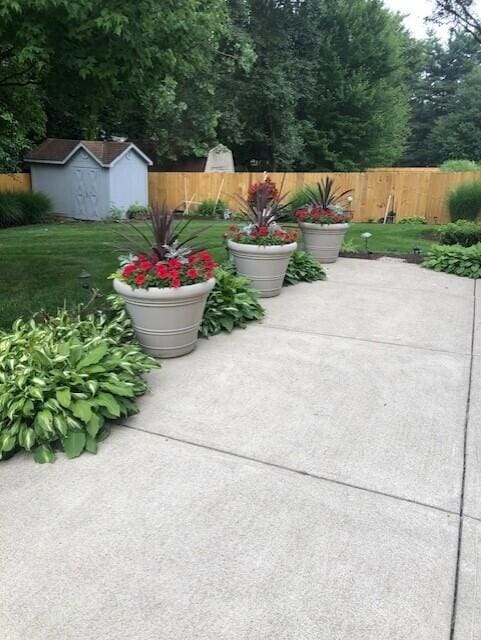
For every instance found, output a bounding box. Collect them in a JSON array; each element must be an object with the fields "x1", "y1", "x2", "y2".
[
  {"x1": 422, "y1": 243, "x2": 481, "y2": 278},
  {"x1": 284, "y1": 250, "x2": 327, "y2": 285},
  {"x1": 0, "y1": 308, "x2": 157, "y2": 463},
  {"x1": 398, "y1": 216, "x2": 427, "y2": 224},
  {"x1": 199, "y1": 267, "x2": 265, "y2": 337}
]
